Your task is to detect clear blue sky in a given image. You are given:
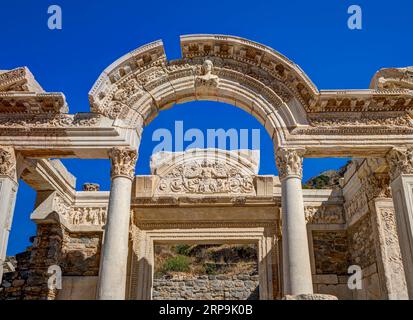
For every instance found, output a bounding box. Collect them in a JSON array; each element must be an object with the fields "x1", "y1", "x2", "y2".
[{"x1": 2, "y1": 0, "x2": 411, "y2": 255}]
